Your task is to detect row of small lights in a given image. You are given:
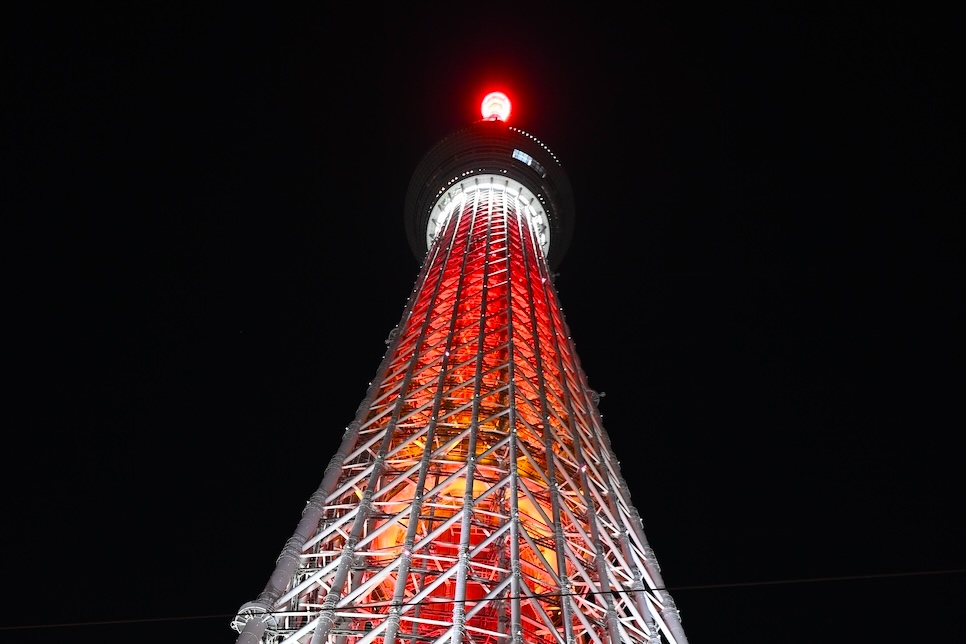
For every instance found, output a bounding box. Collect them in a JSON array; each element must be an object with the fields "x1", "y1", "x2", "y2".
[
  {"x1": 508, "y1": 126, "x2": 561, "y2": 167},
  {"x1": 434, "y1": 172, "x2": 548, "y2": 217},
  {"x1": 432, "y1": 166, "x2": 512, "y2": 204}
]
